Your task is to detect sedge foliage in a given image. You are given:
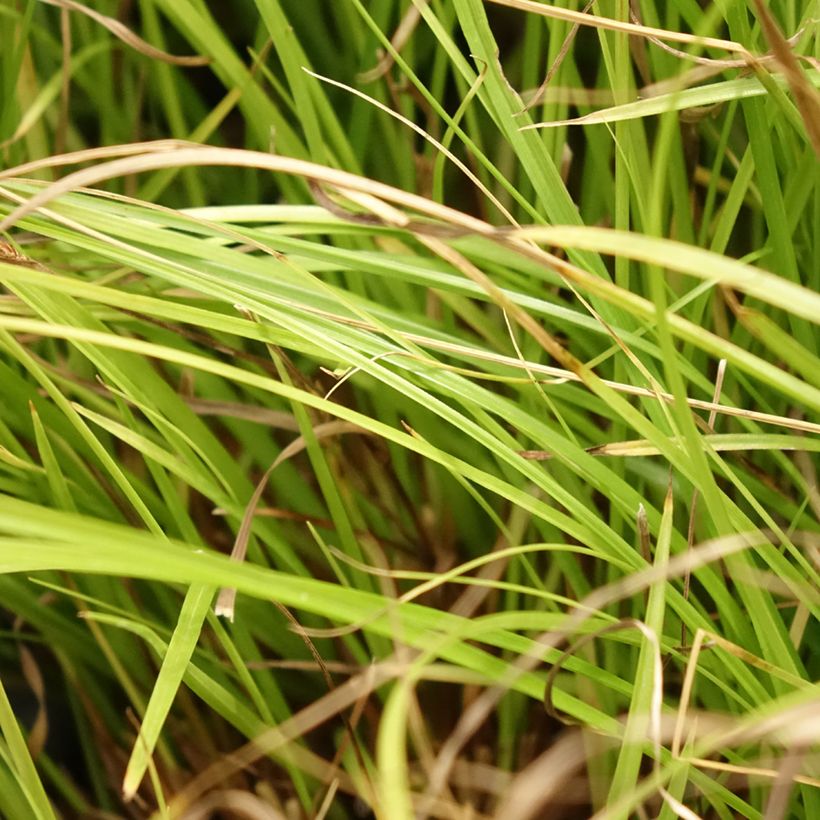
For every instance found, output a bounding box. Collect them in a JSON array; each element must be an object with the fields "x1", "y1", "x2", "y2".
[{"x1": 0, "y1": 1, "x2": 818, "y2": 818}]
